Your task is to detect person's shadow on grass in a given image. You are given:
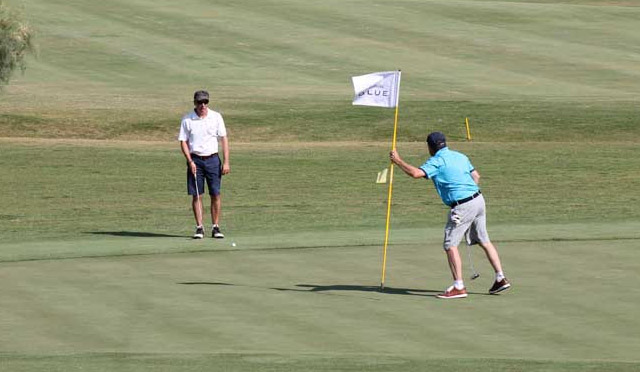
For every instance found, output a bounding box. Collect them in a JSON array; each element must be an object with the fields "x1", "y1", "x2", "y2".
[
  {"x1": 178, "y1": 282, "x2": 464, "y2": 297},
  {"x1": 279, "y1": 284, "x2": 441, "y2": 297},
  {"x1": 283, "y1": 284, "x2": 491, "y2": 296},
  {"x1": 89, "y1": 231, "x2": 184, "y2": 238}
]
